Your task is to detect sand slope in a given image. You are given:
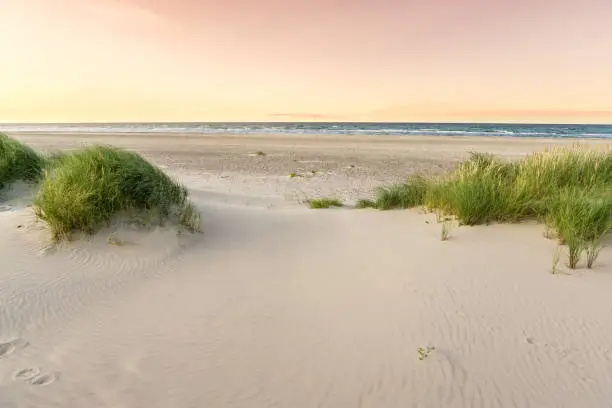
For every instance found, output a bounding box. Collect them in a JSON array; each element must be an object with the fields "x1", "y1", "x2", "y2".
[{"x1": 1, "y1": 193, "x2": 612, "y2": 408}]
